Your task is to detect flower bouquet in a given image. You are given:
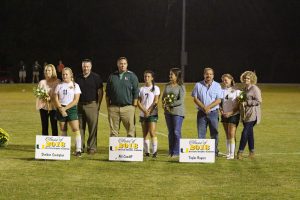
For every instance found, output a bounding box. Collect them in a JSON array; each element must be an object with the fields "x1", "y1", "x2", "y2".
[
  {"x1": 0, "y1": 128, "x2": 9, "y2": 147},
  {"x1": 237, "y1": 91, "x2": 247, "y2": 120},
  {"x1": 237, "y1": 91, "x2": 247, "y2": 103},
  {"x1": 163, "y1": 93, "x2": 176, "y2": 112},
  {"x1": 33, "y1": 86, "x2": 50, "y2": 112}
]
